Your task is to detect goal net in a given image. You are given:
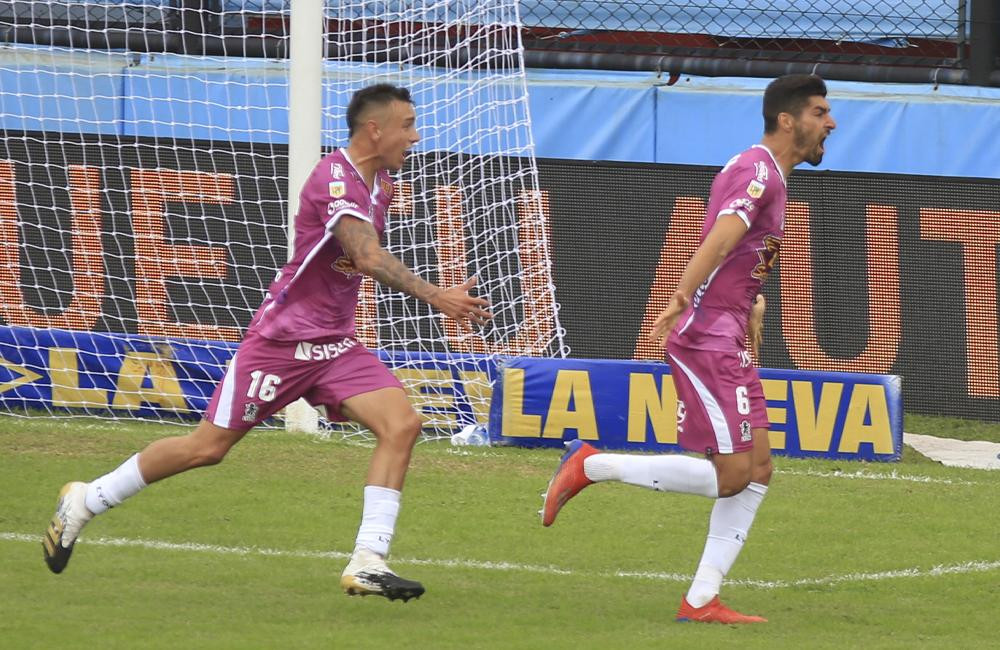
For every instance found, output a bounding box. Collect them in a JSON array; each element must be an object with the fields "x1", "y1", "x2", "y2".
[{"x1": 0, "y1": 0, "x2": 567, "y2": 441}]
